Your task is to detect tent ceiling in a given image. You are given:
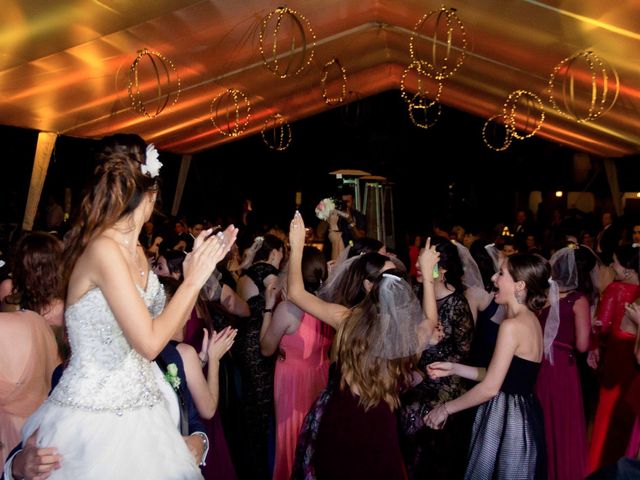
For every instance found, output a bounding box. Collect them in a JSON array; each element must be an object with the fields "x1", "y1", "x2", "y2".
[{"x1": 1, "y1": 0, "x2": 639, "y2": 156}]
